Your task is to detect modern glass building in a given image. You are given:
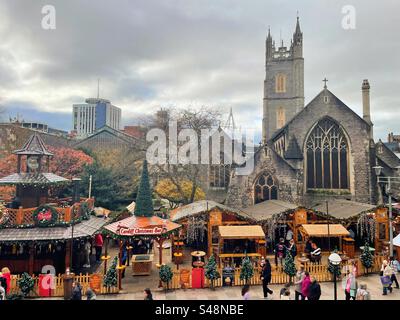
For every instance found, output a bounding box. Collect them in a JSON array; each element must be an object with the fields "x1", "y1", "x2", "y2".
[{"x1": 73, "y1": 98, "x2": 121, "y2": 138}]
